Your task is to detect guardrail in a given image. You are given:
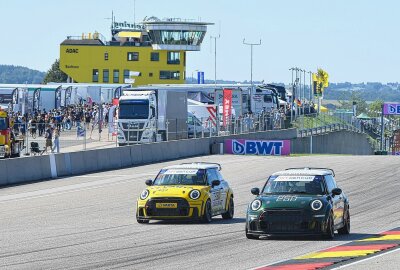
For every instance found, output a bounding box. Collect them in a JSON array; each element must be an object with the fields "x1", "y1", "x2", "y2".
[{"x1": 297, "y1": 123, "x2": 362, "y2": 137}]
